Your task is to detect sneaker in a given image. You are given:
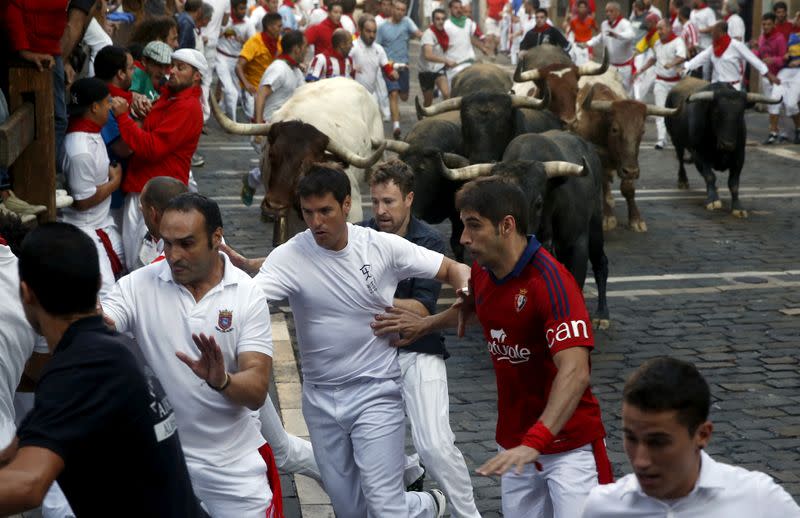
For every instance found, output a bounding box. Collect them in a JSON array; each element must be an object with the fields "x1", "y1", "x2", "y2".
[
  {"x1": 428, "y1": 489, "x2": 446, "y2": 518},
  {"x1": 0, "y1": 202, "x2": 36, "y2": 224},
  {"x1": 241, "y1": 173, "x2": 255, "y2": 207},
  {"x1": 3, "y1": 191, "x2": 46, "y2": 215},
  {"x1": 778, "y1": 133, "x2": 789, "y2": 143},
  {"x1": 406, "y1": 468, "x2": 425, "y2": 492},
  {"x1": 763, "y1": 133, "x2": 779, "y2": 145},
  {"x1": 654, "y1": 141, "x2": 665, "y2": 150},
  {"x1": 795, "y1": 129, "x2": 800, "y2": 145},
  {"x1": 191, "y1": 153, "x2": 205, "y2": 167}
]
